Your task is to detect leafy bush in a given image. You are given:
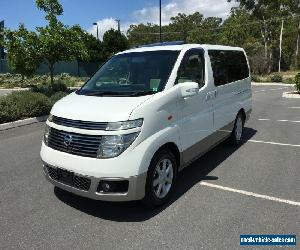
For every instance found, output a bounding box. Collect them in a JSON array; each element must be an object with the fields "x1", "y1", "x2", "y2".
[
  {"x1": 294, "y1": 73, "x2": 300, "y2": 93},
  {"x1": 50, "y1": 91, "x2": 68, "y2": 104},
  {"x1": 251, "y1": 74, "x2": 262, "y2": 82},
  {"x1": 270, "y1": 73, "x2": 283, "y2": 83},
  {"x1": 31, "y1": 81, "x2": 68, "y2": 97},
  {"x1": 0, "y1": 91, "x2": 52, "y2": 123},
  {"x1": 283, "y1": 77, "x2": 295, "y2": 84},
  {"x1": 0, "y1": 73, "x2": 87, "y2": 88},
  {"x1": 58, "y1": 73, "x2": 77, "y2": 87}
]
